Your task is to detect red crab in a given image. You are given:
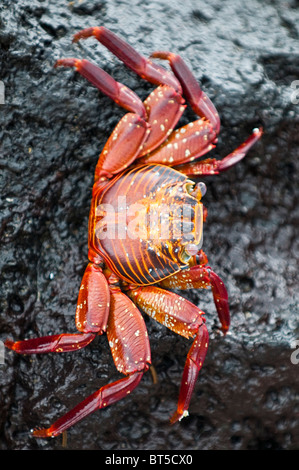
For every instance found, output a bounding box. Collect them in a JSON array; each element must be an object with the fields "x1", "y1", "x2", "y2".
[{"x1": 5, "y1": 27, "x2": 262, "y2": 438}]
